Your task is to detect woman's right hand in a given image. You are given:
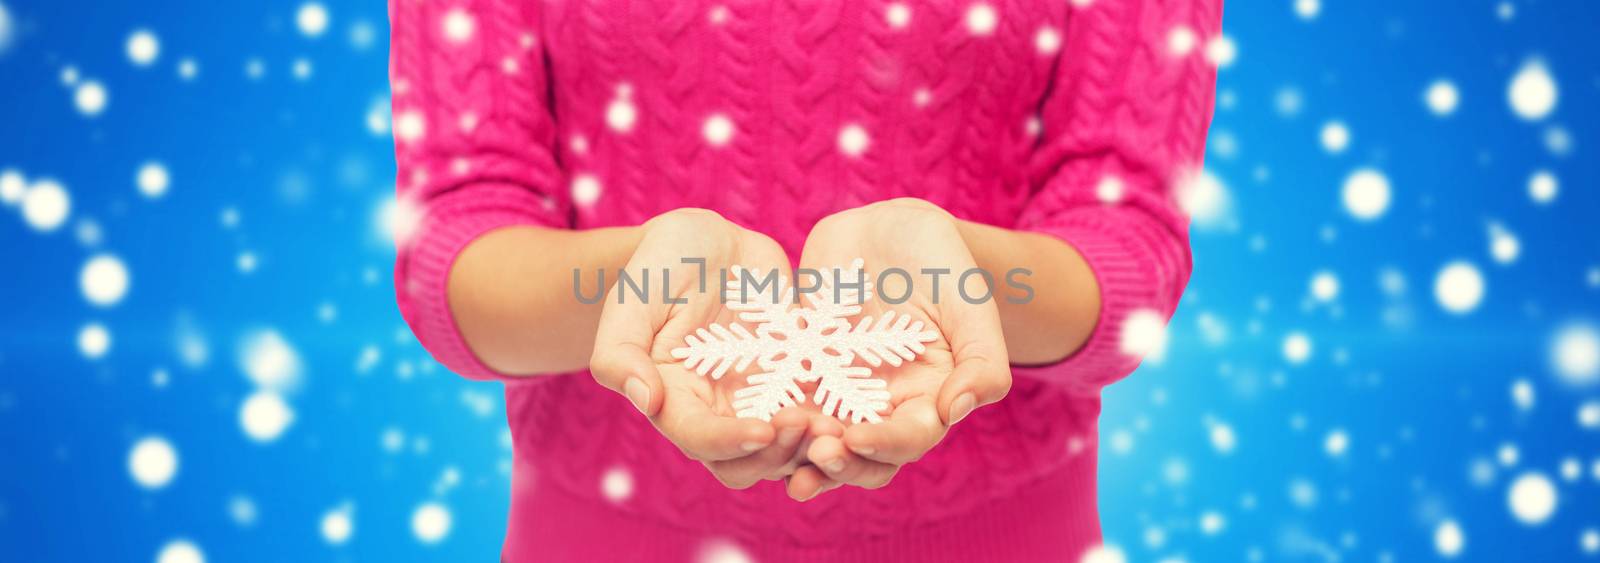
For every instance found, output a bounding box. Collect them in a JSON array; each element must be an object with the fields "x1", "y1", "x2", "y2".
[{"x1": 590, "y1": 209, "x2": 814, "y2": 488}]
